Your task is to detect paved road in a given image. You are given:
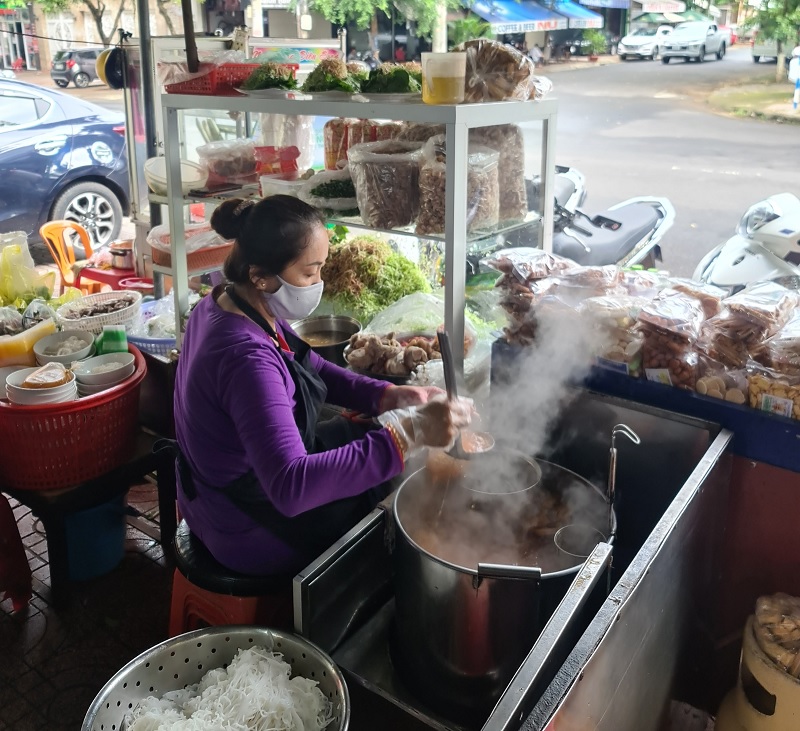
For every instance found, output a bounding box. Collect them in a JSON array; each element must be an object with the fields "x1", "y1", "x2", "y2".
[{"x1": 550, "y1": 45, "x2": 800, "y2": 277}]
